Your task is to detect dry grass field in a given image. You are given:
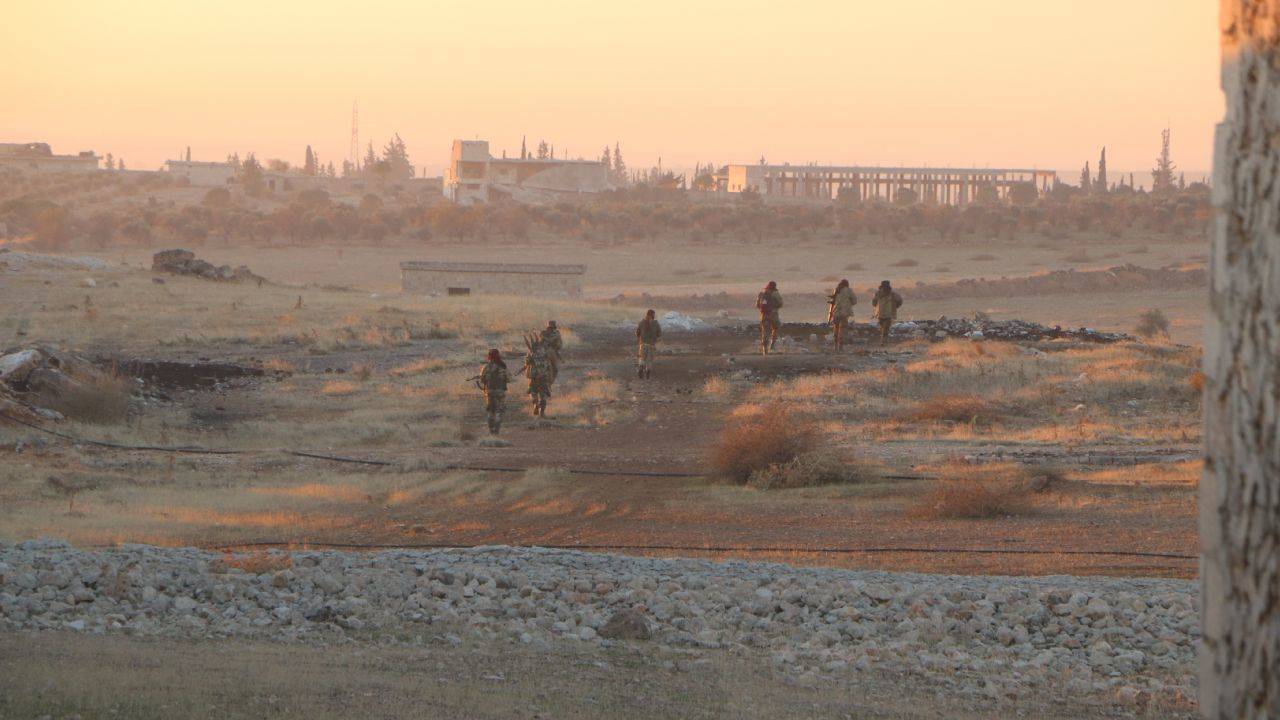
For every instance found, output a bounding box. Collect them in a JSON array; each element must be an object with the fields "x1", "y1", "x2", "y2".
[{"x1": 0, "y1": 238, "x2": 1202, "y2": 579}]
